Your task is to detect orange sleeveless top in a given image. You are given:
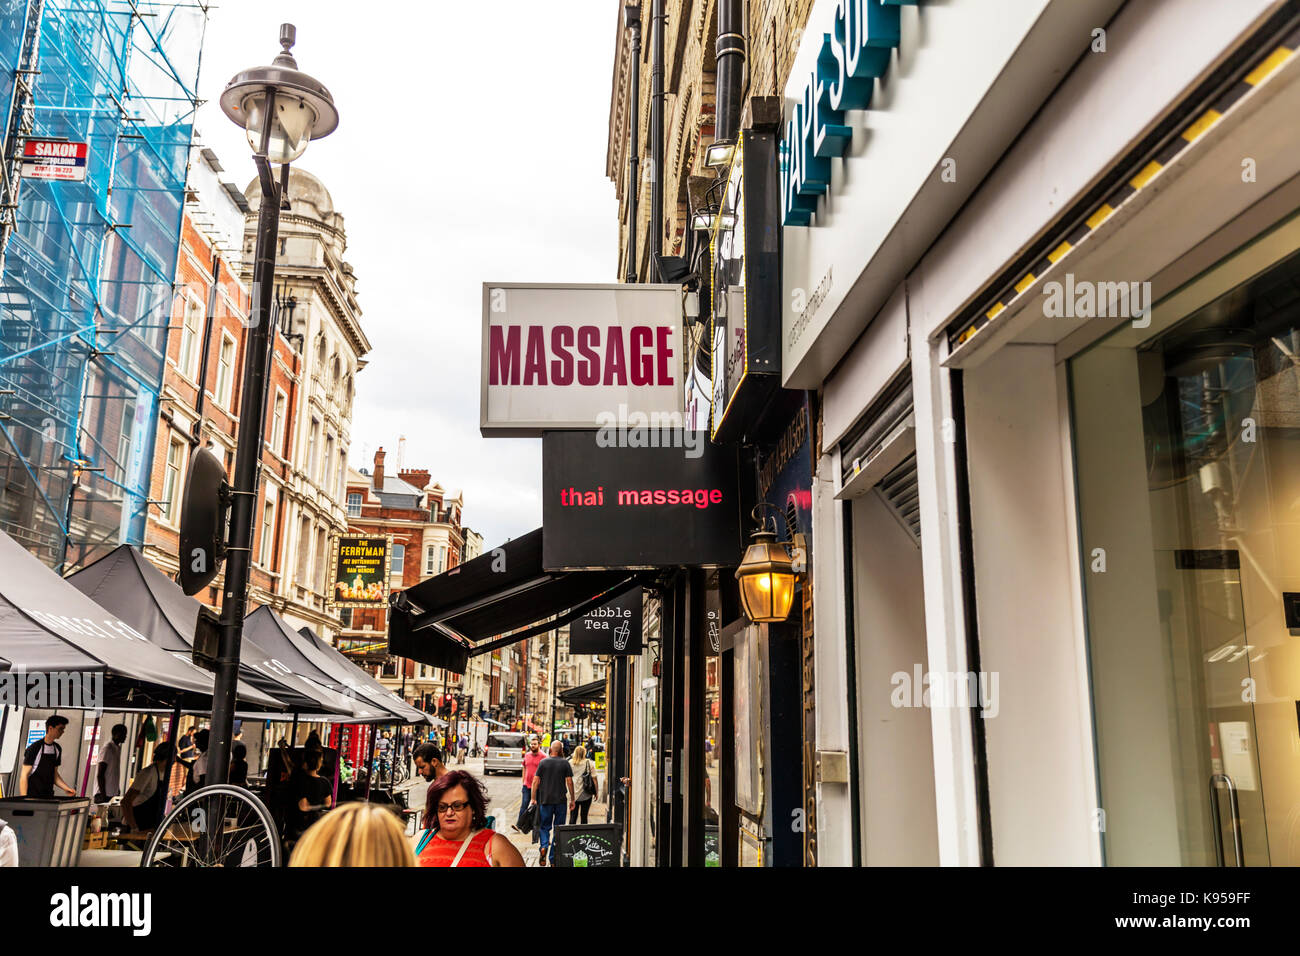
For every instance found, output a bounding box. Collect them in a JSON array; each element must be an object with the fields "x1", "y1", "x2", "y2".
[{"x1": 417, "y1": 829, "x2": 494, "y2": 867}]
